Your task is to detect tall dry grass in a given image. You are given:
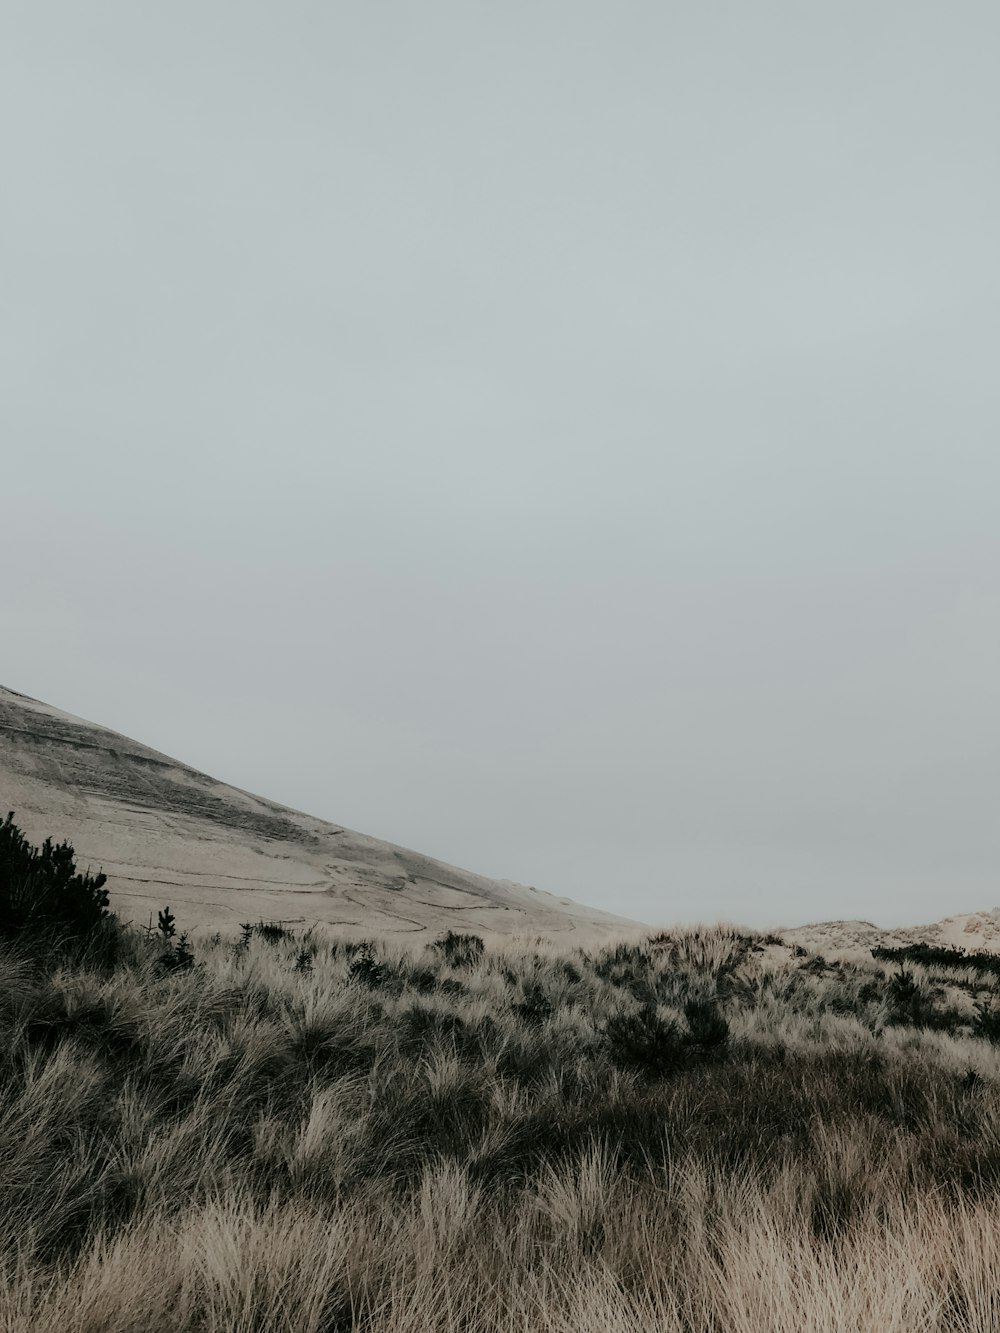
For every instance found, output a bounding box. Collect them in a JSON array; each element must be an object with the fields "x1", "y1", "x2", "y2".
[{"x1": 2, "y1": 922, "x2": 1000, "y2": 1330}]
